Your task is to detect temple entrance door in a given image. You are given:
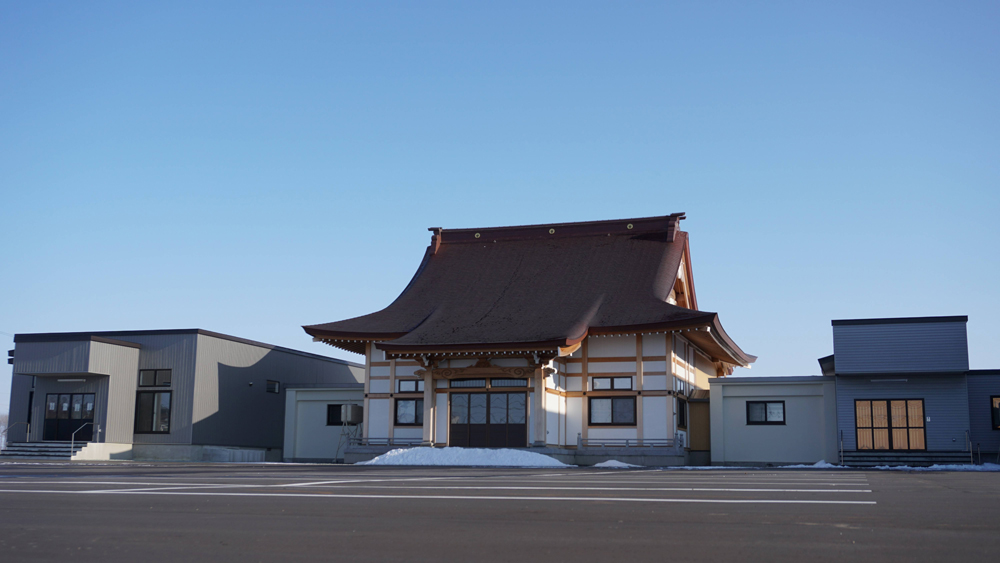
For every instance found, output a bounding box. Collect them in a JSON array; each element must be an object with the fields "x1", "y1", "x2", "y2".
[{"x1": 450, "y1": 392, "x2": 527, "y2": 448}]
